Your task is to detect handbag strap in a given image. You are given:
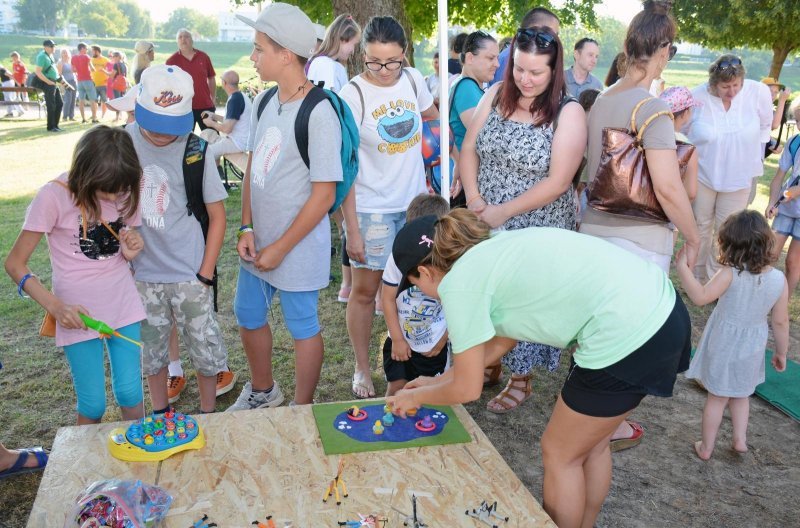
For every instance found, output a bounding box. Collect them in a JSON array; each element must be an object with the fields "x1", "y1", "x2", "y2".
[{"x1": 630, "y1": 97, "x2": 674, "y2": 145}]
